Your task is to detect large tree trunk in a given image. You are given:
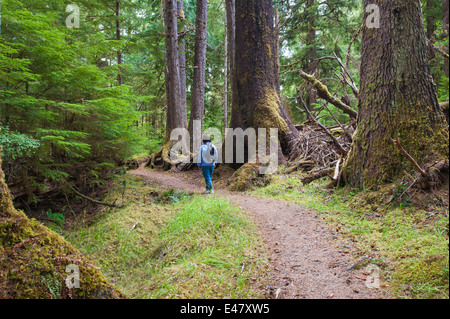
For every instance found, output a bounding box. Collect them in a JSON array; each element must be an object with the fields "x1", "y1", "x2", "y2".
[
  {"x1": 116, "y1": 0, "x2": 123, "y2": 85},
  {"x1": 443, "y1": 0, "x2": 449, "y2": 77},
  {"x1": 274, "y1": 8, "x2": 281, "y2": 96},
  {"x1": 426, "y1": 0, "x2": 436, "y2": 61},
  {"x1": 225, "y1": 0, "x2": 236, "y2": 128},
  {"x1": 0, "y1": 147, "x2": 125, "y2": 298},
  {"x1": 188, "y1": 0, "x2": 208, "y2": 142},
  {"x1": 177, "y1": 0, "x2": 187, "y2": 115},
  {"x1": 342, "y1": 0, "x2": 449, "y2": 189},
  {"x1": 159, "y1": 0, "x2": 187, "y2": 169},
  {"x1": 164, "y1": 0, "x2": 186, "y2": 144},
  {"x1": 224, "y1": 18, "x2": 229, "y2": 131},
  {"x1": 230, "y1": 0, "x2": 299, "y2": 160},
  {"x1": 306, "y1": 0, "x2": 317, "y2": 109}
]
